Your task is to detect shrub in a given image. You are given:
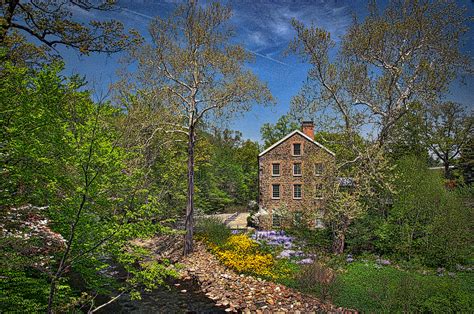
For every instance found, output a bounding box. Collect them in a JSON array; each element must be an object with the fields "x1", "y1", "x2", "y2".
[
  {"x1": 334, "y1": 262, "x2": 474, "y2": 312},
  {"x1": 195, "y1": 217, "x2": 231, "y2": 247},
  {"x1": 295, "y1": 261, "x2": 338, "y2": 302},
  {"x1": 376, "y1": 156, "x2": 472, "y2": 267},
  {"x1": 212, "y1": 234, "x2": 276, "y2": 278},
  {"x1": 285, "y1": 227, "x2": 332, "y2": 253}
]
